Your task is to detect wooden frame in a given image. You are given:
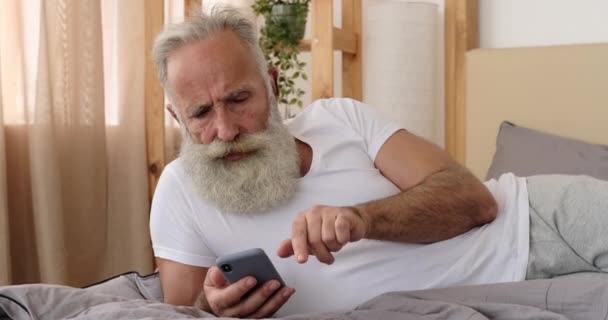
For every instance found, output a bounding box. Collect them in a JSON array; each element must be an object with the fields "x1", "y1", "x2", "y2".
[
  {"x1": 444, "y1": 0, "x2": 478, "y2": 163},
  {"x1": 307, "y1": 0, "x2": 362, "y2": 101},
  {"x1": 144, "y1": 0, "x2": 202, "y2": 201},
  {"x1": 144, "y1": 0, "x2": 165, "y2": 202},
  {"x1": 143, "y1": 0, "x2": 362, "y2": 199}
]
